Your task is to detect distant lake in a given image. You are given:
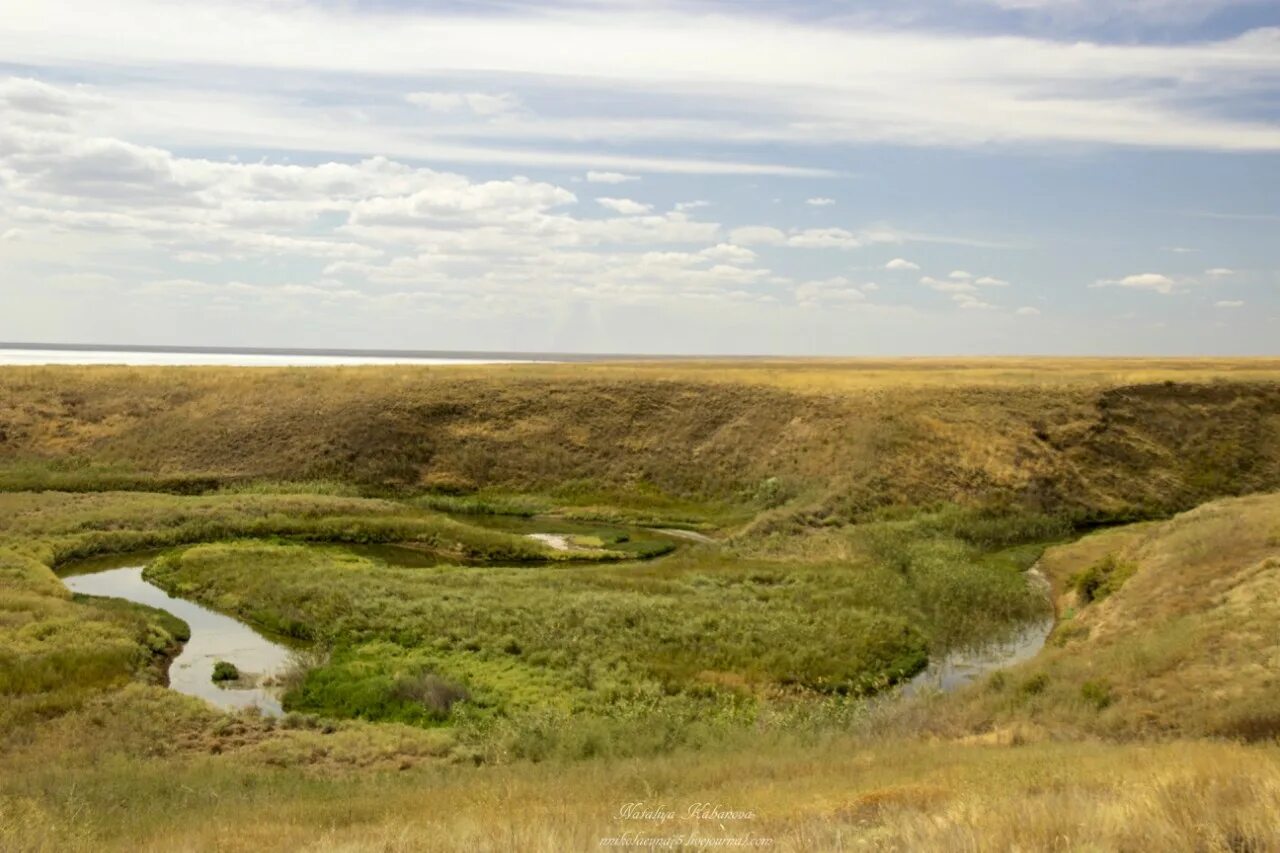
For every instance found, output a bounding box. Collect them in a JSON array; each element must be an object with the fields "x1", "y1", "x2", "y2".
[{"x1": 0, "y1": 345, "x2": 556, "y2": 367}]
